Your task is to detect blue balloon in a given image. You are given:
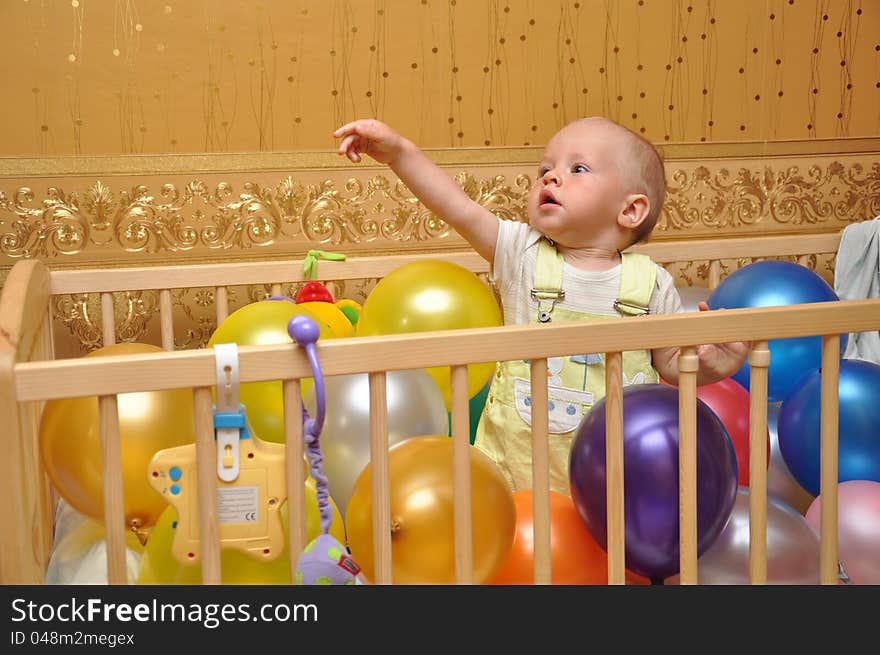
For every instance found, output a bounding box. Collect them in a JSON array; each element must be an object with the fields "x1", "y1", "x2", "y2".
[
  {"x1": 569, "y1": 384, "x2": 738, "y2": 580},
  {"x1": 707, "y1": 260, "x2": 847, "y2": 403},
  {"x1": 778, "y1": 359, "x2": 880, "y2": 496}
]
